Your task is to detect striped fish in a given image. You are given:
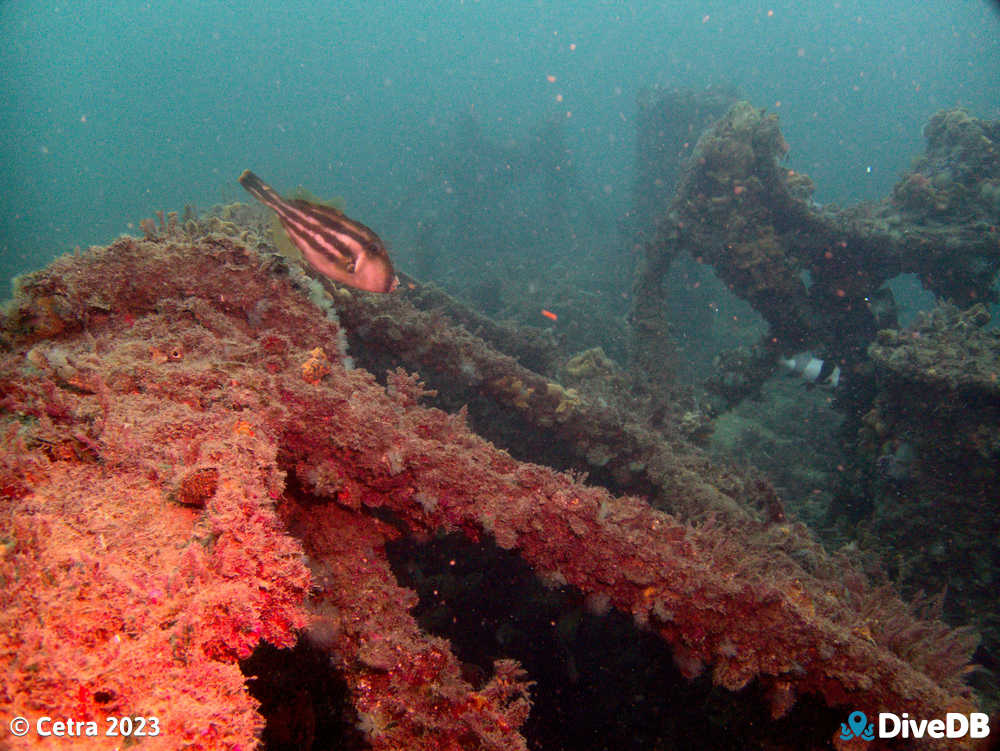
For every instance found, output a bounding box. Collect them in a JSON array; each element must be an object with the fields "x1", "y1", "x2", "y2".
[
  {"x1": 779, "y1": 352, "x2": 841, "y2": 388},
  {"x1": 238, "y1": 170, "x2": 398, "y2": 293}
]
